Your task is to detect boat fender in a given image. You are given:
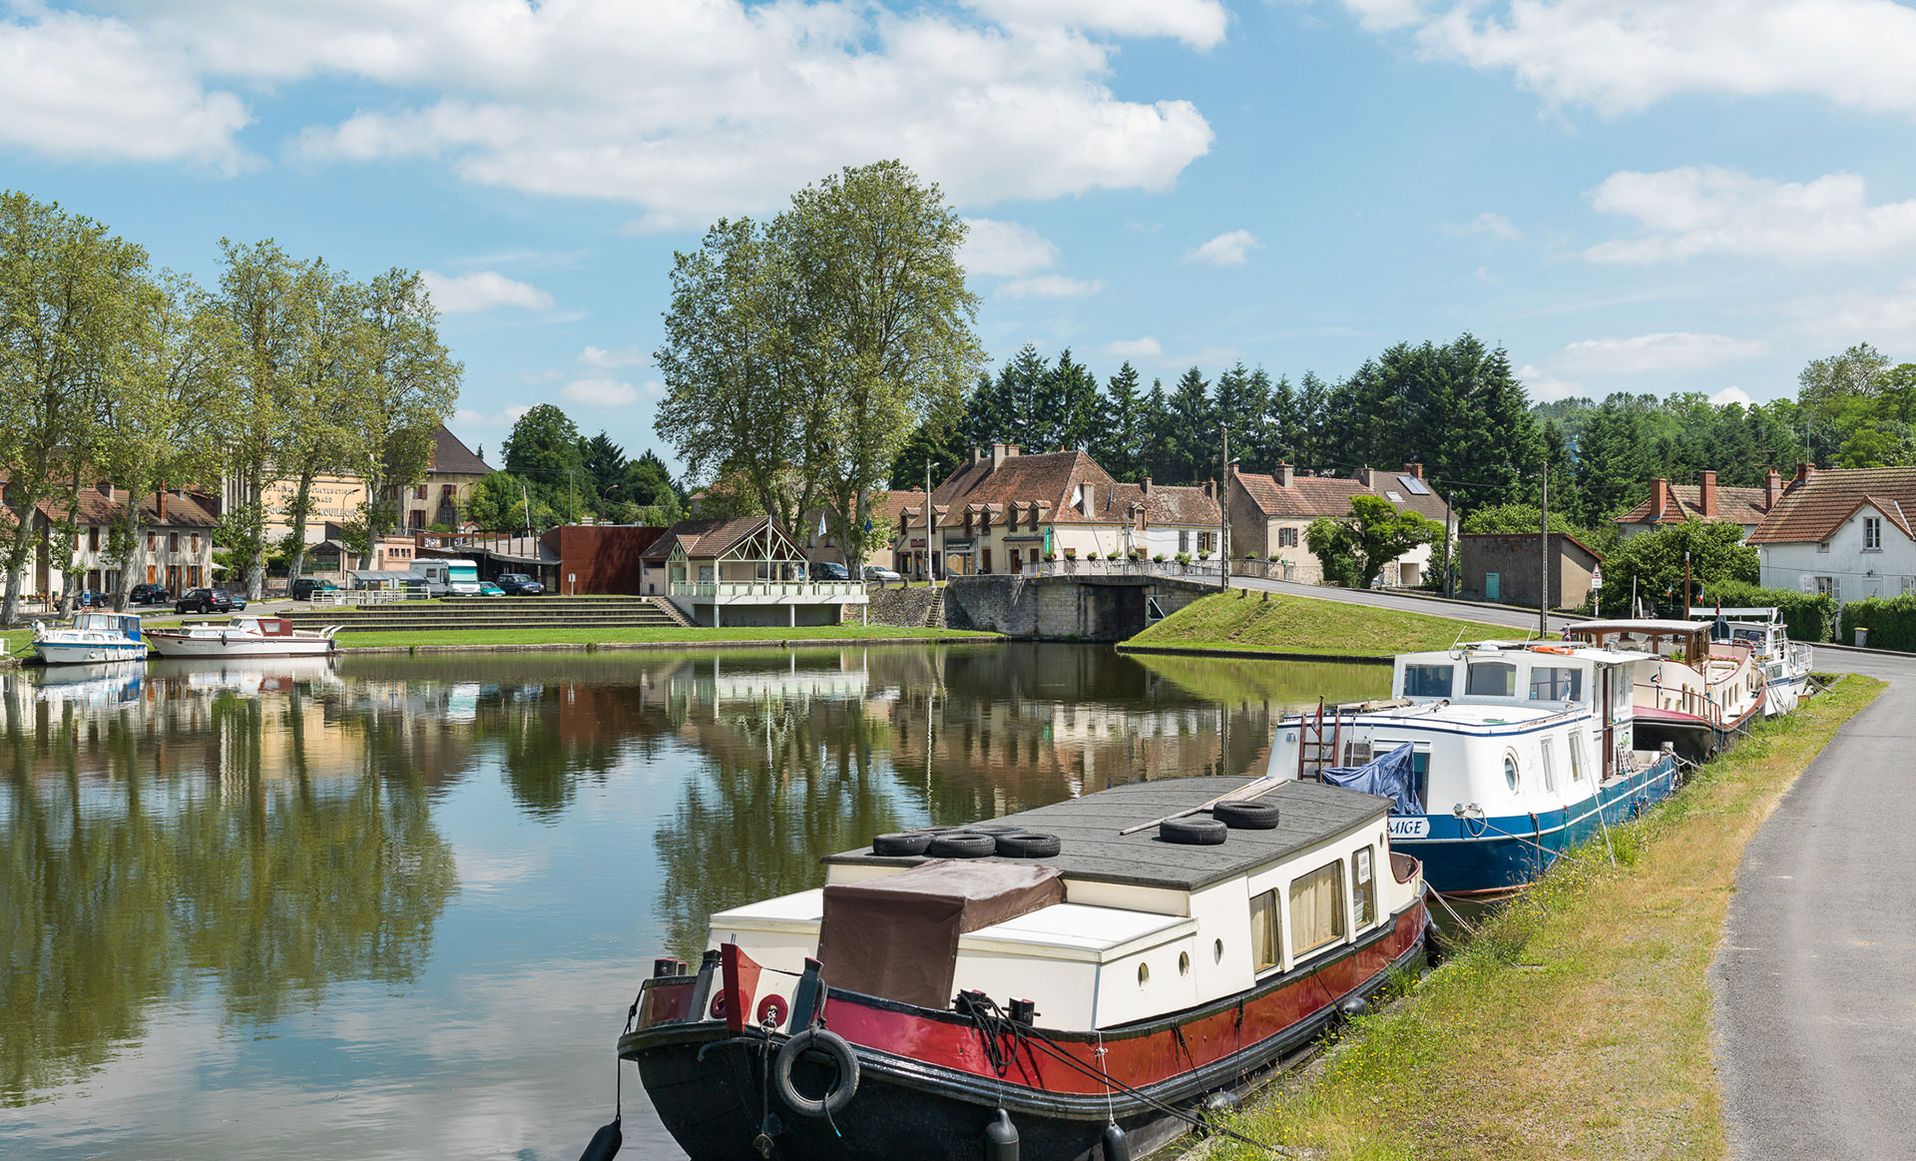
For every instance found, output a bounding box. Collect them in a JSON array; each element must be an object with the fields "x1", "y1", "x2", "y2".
[
  {"x1": 1100, "y1": 1122, "x2": 1131, "y2": 1161},
  {"x1": 773, "y1": 1027, "x2": 860, "y2": 1118},
  {"x1": 1337, "y1": 996, "x2": 1370, "y2": 1021},
  {"x1": 576, "y1": 1116, "x2": 622, "y2": 1161},
  {"x1": 1211, "y1": 801, "x2": 1280, "y2": 830},
  {"x1": 985, "y1": 1108, "x2": 1020, "y2": 1161},
  {"x1": 1158, "y1": 817, "x2": 1228, "y2": 846}
]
